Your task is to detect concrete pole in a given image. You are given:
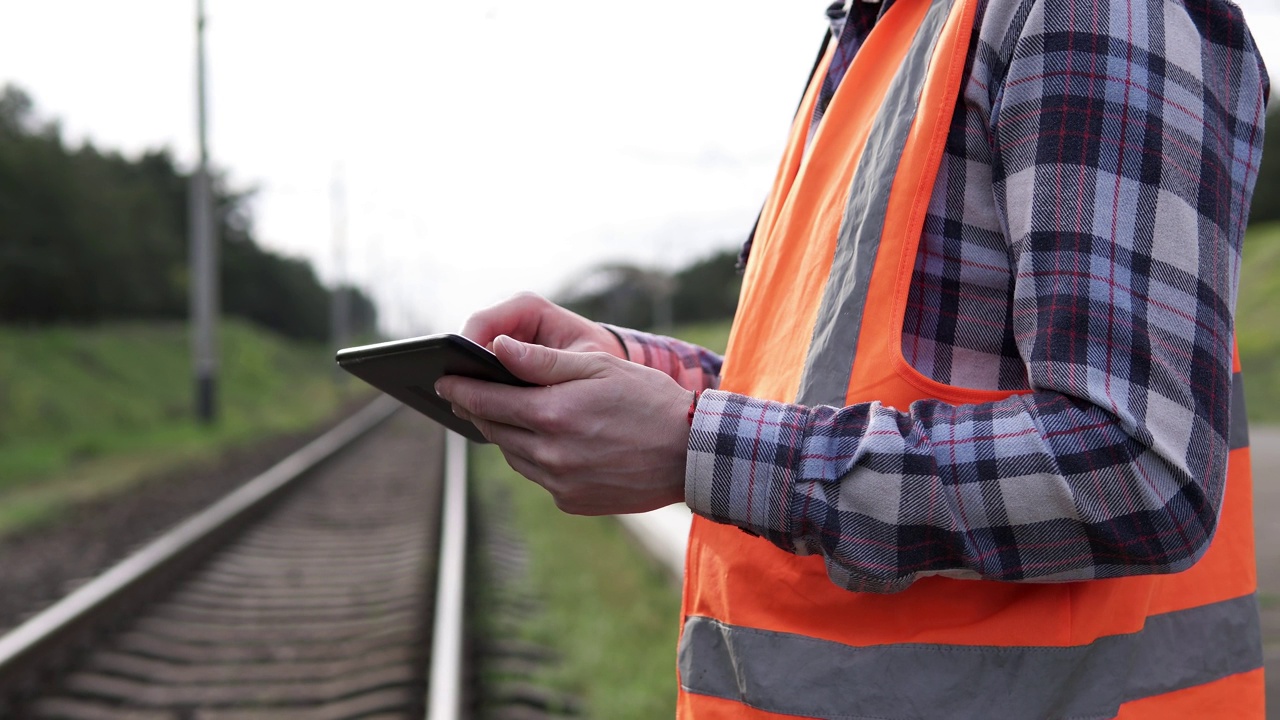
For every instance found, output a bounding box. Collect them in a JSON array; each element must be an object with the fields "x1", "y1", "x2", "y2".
[
  {"x1": 190, "y1": 0, "x2": 218, "y2": 423},
  {"x1": 330, "y1": 169, "x2": 350, "y2": 382}
]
